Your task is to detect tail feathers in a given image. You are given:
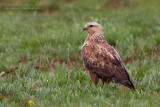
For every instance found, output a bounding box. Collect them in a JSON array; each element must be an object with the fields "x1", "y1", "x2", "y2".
[
  {"x1": 113, "y1": 77, "x2": 135, "y2": 90},
  {"x1": 113, "y1": 70, "x2": 135, "y2": 90},
  {"x1": 120, "y1": 80, "x2": 135, "y2": 90}
]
